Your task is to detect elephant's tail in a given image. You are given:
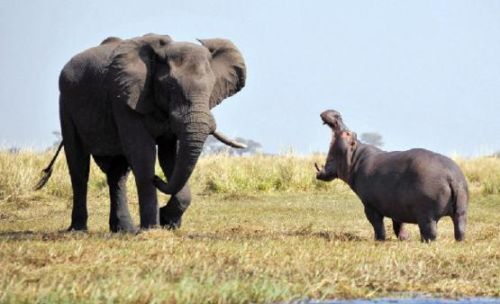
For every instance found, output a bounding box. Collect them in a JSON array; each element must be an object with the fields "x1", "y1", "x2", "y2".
[{"x1": 34, "y1": 141, "x2": 64, "y2": 190}]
